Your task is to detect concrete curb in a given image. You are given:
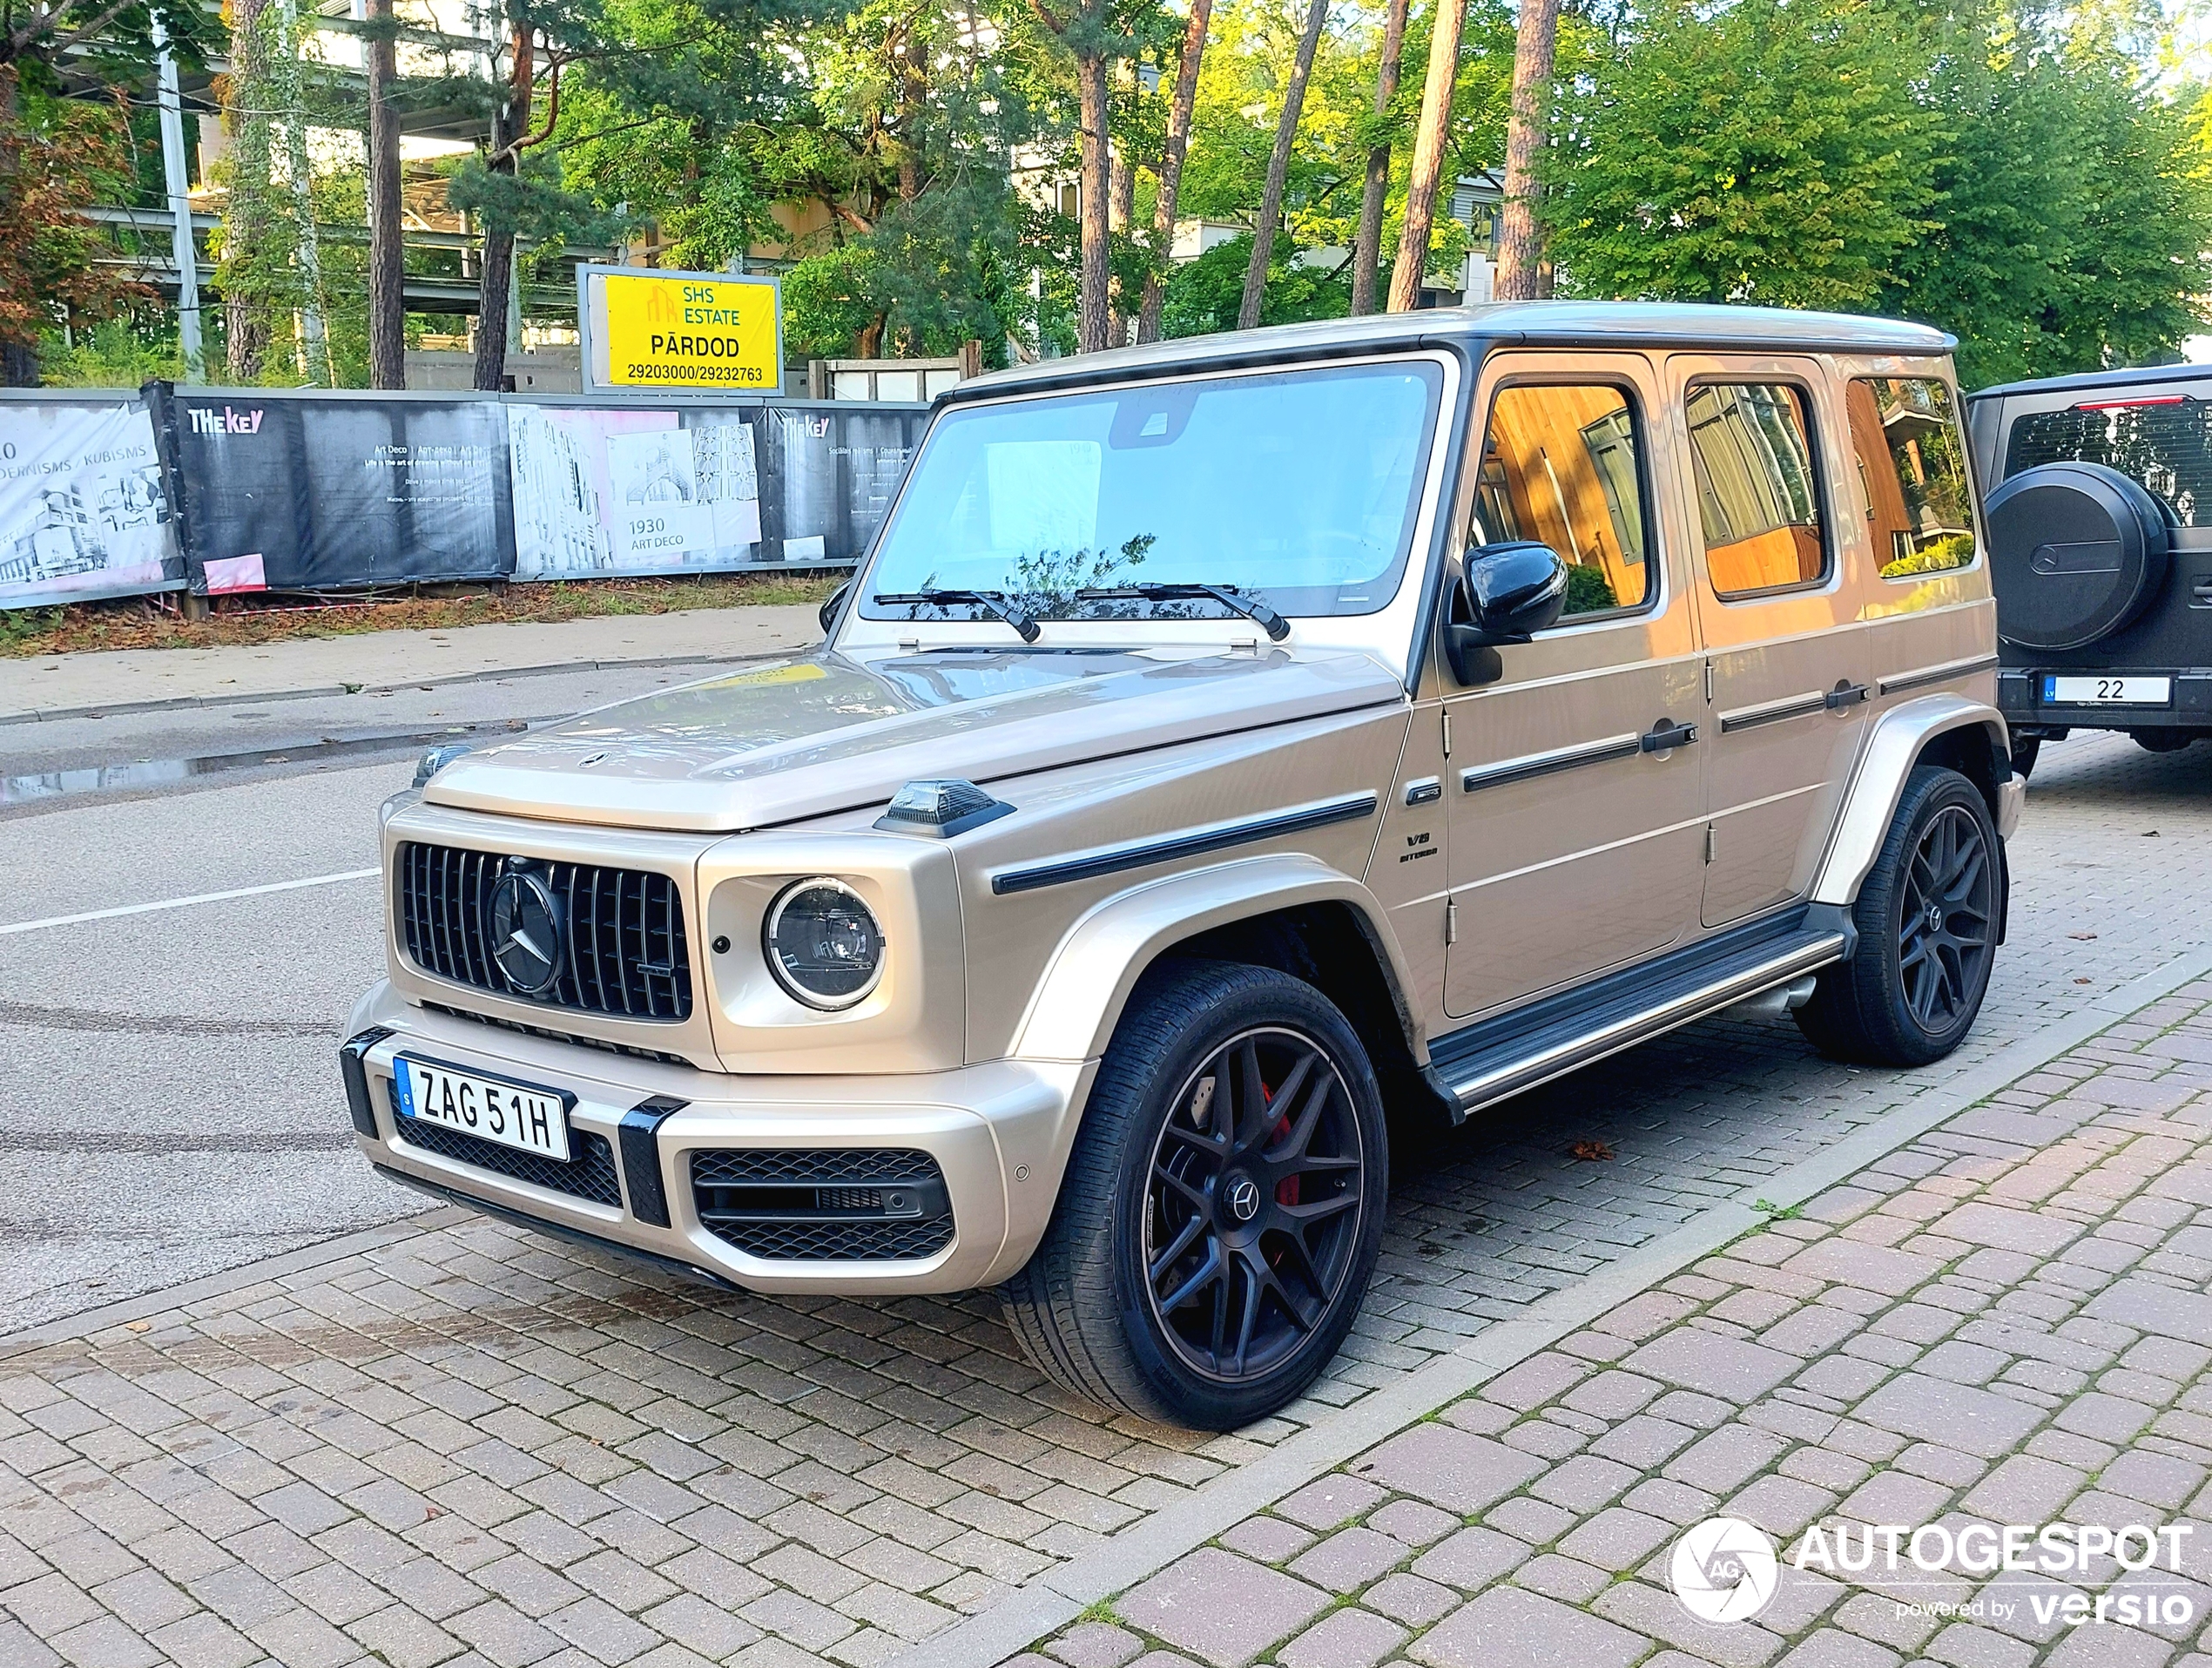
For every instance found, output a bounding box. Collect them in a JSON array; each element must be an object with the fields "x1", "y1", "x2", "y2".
[
  {"x1": 0, "y1": 651, "x2": 759, "y2": 727},
  {"x1": 0, "y1": 1206, "x2": 465, "y2": 1355},
  {"x1": 891, "y1": 942, "x2": 2212, "y2": 1668}
]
